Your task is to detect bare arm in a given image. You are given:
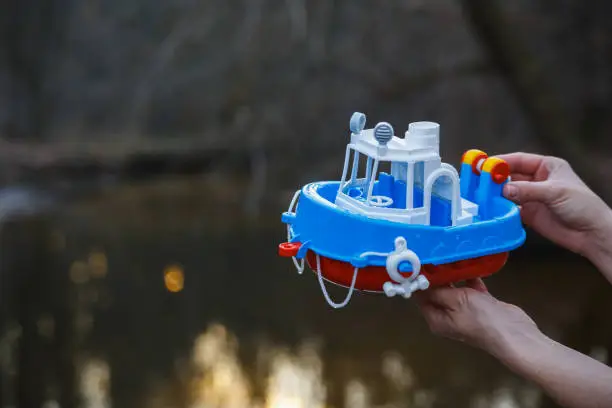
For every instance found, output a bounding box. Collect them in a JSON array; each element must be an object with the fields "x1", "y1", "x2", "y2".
[
  {"x1": 416, "y1": 153, "x2": 612, "y2": 408},
  {"x1": 583, "y1": 209, "x2": 612, "y2": 285},
  {"x1": 499, "y1": 329, "x2": 612, "y2": 408},
  {"x1": 497, "y1": 152, "x2": 612, "y2": 285},
  {"x1": 415, "y1": 281, "x2": 612, "y2": 408}
]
